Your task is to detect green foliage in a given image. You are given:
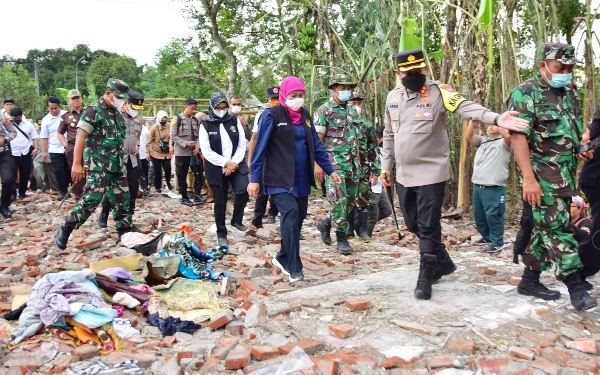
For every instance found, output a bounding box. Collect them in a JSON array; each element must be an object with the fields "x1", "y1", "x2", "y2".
[
  {"x1": 86, "y1": 55, "x2": 141, "y2": 97},
  {"x1": 0, "y1": 65, "x2": 44, "y2": 117}
]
